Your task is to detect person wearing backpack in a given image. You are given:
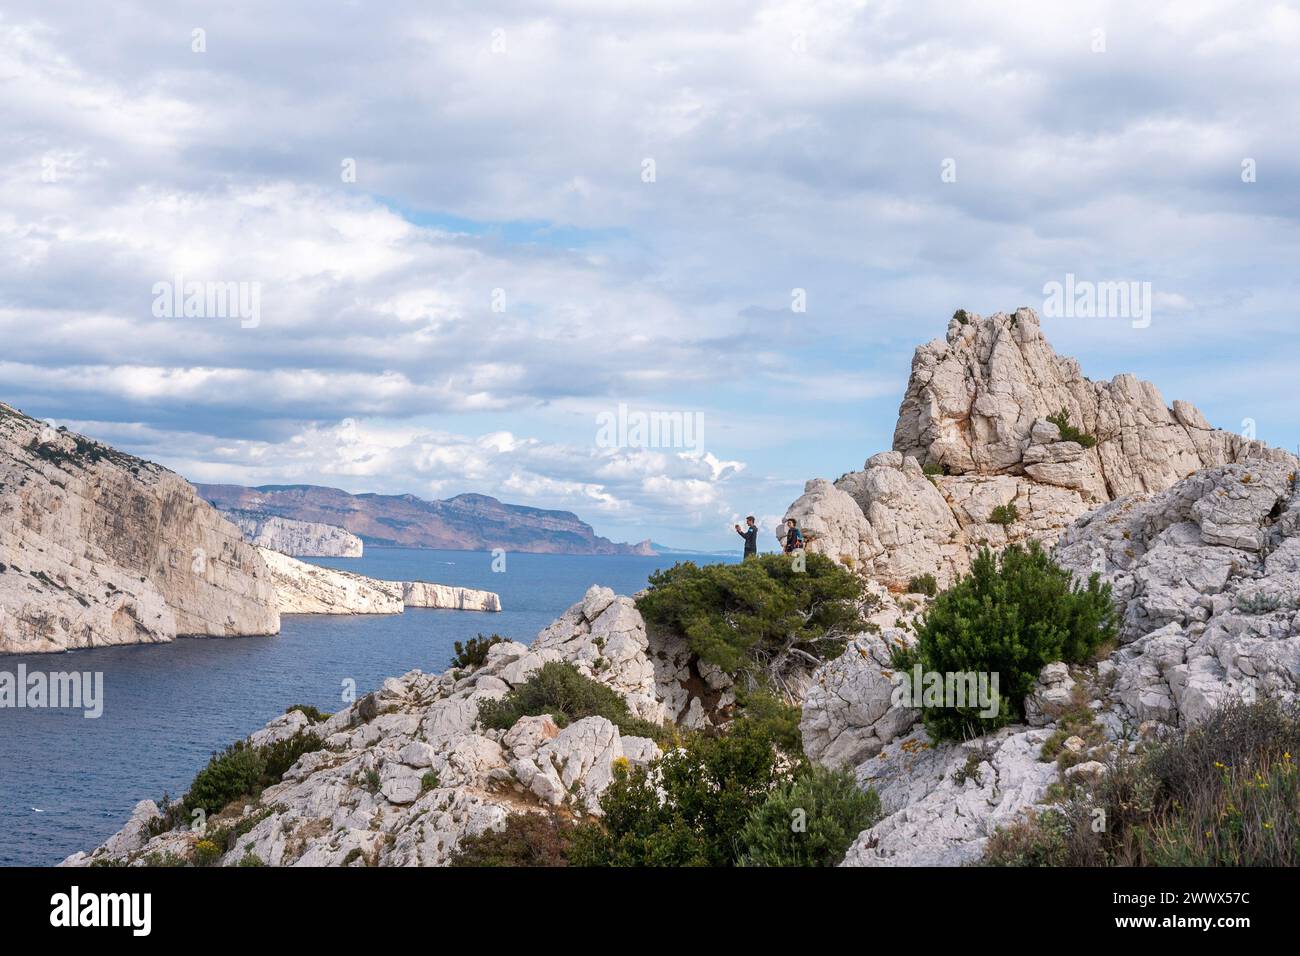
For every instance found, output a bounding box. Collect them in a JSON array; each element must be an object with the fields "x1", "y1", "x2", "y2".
[{"x1": 782, "y1": 518, "x2": 805, "y2": 554}]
